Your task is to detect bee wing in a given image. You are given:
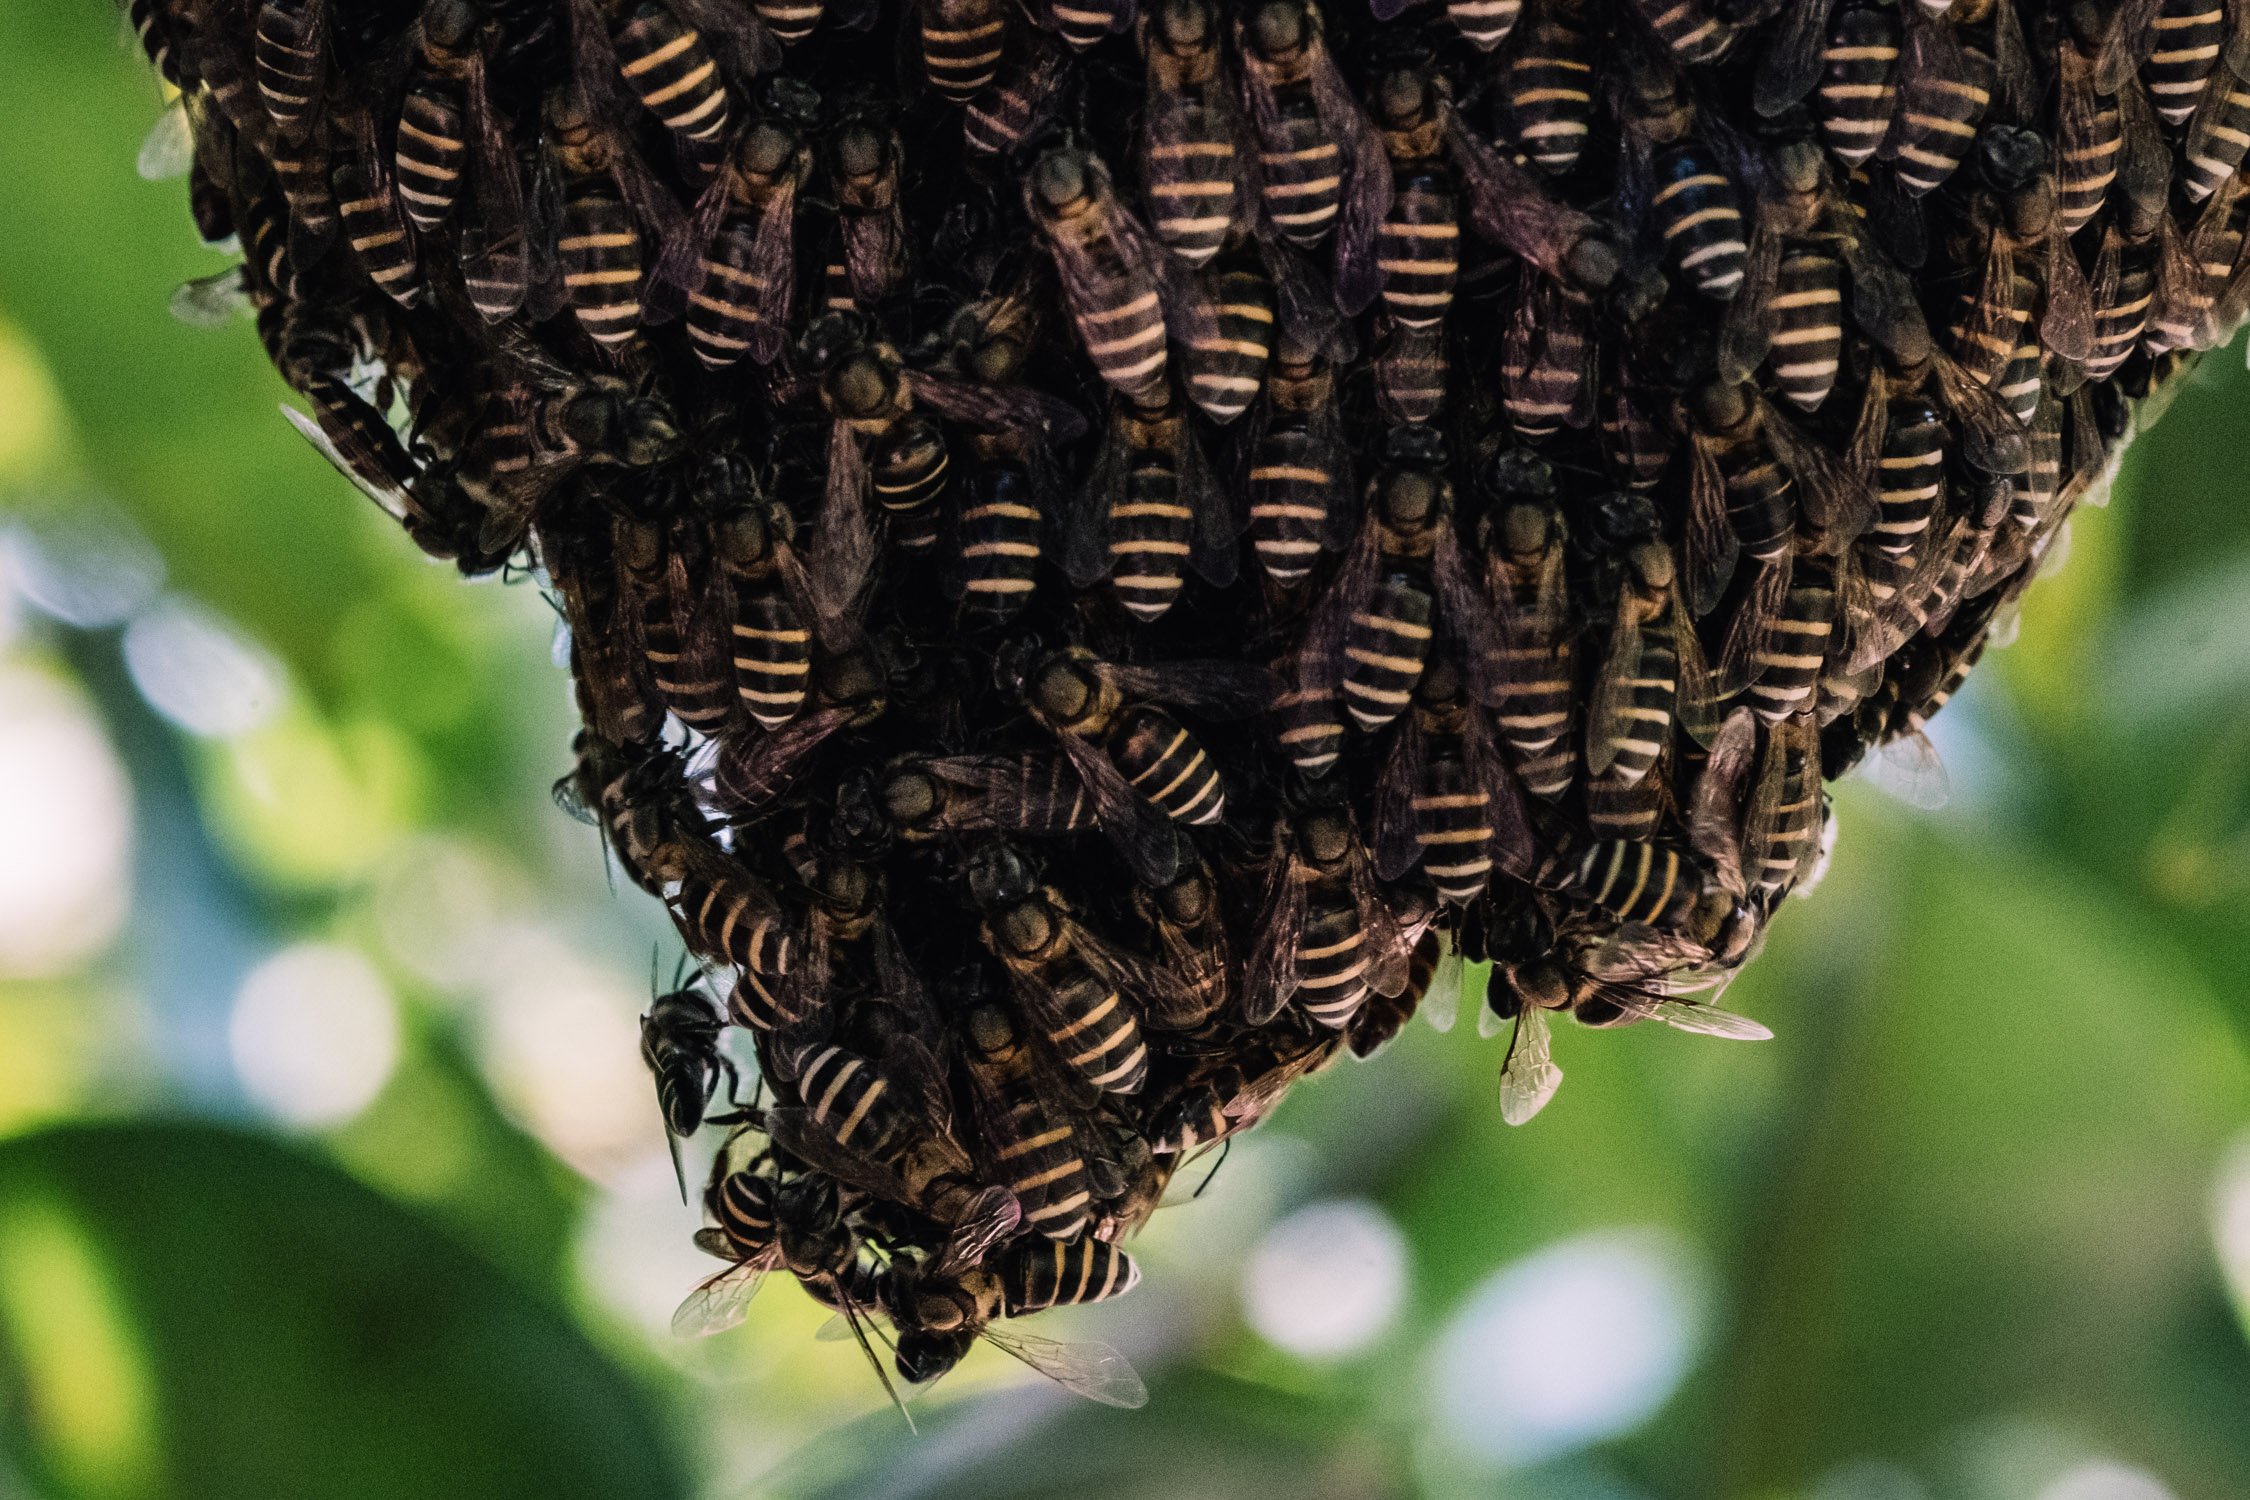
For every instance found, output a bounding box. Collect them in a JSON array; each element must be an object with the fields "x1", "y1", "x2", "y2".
[
  {"x1": 1348, "y1": 840, "x2": 1413, "y2": 999},
  {"x1": 563, "y1": 0, "x2": 634, "y2": 123},
  {"x1": 671, "y1": 1252, "x2": 778, "y2": 1337},
  {"x1": 1292, "y1": 515, "x2": 1383, "y2": 698},
  {"x1": 1718, "y1": 215, "x2": 1784, "y2": 385},
  {"x1": 1445, "y1": 112, "x2": 1600, "y2": 292},
  {"x1": 282, "y1": 402, "x2": 414, "y2": 524},
  {"x1": 1764, "y1": 398, "x2": 1874, "y2": 547},
  {"x1": 1371, "y1": 710, "x2": 1427, "y2": 882},
  {"x1": 1064, "y1": 911, "x2": 1201, "y2": 1022},
  {"x1": 2040, "y1": 231, "x2": 2097, "y2": 367},
  {"x1": 1868, "y1": 728, "x2": 1951, "y2": 810},
  {"x1": 981, "y1": 1327, "x2": 1148, "y2": 1409},
  {"x1": 1931, "y1": 352, "x2": 2029, "y2": 476},
  {"x1": 139, "y1": 96, "x2": 194, "y2": 180},
  {"x1": 1151, "y1": 906, "x2": 1230, "y2": 1026},
  {"x1": 458, "y1": 54, "x2": 530, "y2": 322},
  {"x1": 649, "y1": 157, "x2": 739, "y2": 304},
  {"x1": 1463, "y1": 697, "x2": 1535, "y2": 880},
  {"x1": 1499, "y1": 1005, "x2": 1563, "y2": 1126},
  {"x1": 1684, "y1": 433, "x2": 1740, "y2": 617},
  {"x1": 2094, "y1": 0, "x2": 2164, "y2": 92},
  {"x1": 806, "y1": 420, "x2": 876, "y2": 645},
  {"x1": 762, "y1": 1106, "x2": 924, "y2": 1206},
  {"x1": 1673, "y1": 593, "x2": 1721, "y2": 749},
  {"x1": 1687, "y1": 707, "x2": 1758, "y2": 896},
  {"x1": 1180, "y1": 414, "x2": 1242, "y2": 588},
  {"x1": 1049, "y1": 728, "x2": 1183, "y2": 887},
  {"x1": 1257, "y1": 235, "x2": 1357, "y2": 362},
  {"x1": 1063, "y1": 413, "x2": 1125, "y2": 588},
  {"x1": 1881, "y1": 18, "x2": 1985, "y2": 198},
  {"x1": 1432, "y1": 523, "x2": 1508, "y2": 707},
  {"x1": 1988, "y1": 0, "x2": 2038, "y2": 120},
  {"x1": 1306, "y1": 41, "x2": 1393, "y2": 316},
  {"x1": 907, "y1": 372, "x2": 1087, "y2": 445},
  {"x1": 1751, "y1": 0, "x2": 1838, "y2": 116},
  {"x1": 931, "y1": 1185, "x2": 1025, "y2": 1280},
  {"x1": 1715, "y1": 551, "x2": 1792, "y2": 698},
  {"x1": 1586, "y1": 588, "x2": 1644, "y2": 779},
  {"x1": 1617, "y1": 992, "x2": 1775, "y2": 1040},
  {"x1": 715, "y1": 704, "x2": 851, "y2": 812},
  {"x1": 670, "y1": 0, "x2": 781, "y2": 78},
  {"x1": 1242, "y1": 849, "x2": 1308, "y2": 1025}
]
